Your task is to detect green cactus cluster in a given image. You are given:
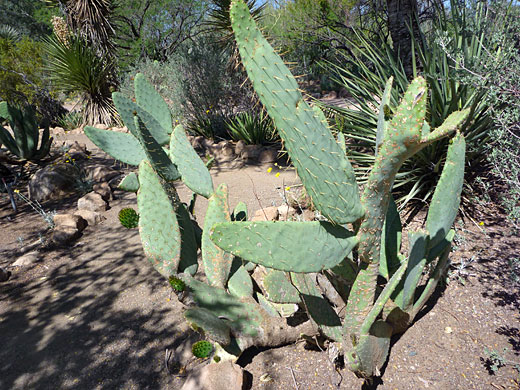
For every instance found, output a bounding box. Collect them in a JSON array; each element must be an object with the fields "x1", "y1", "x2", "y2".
[
  {"x1": 0, "y1": 101, "x2": 52, "y2": 161},
  {"x1": 118, "y1": 207, "x2": 139, "y2": 229},
  {"x1": 192, "y1": 340, "x2": 213, "y2": 358},
  {"x1": 85, "y1": 0, "x2": 470, "y2": 384},
  {"x1": 168, "y1": 275, "x2": 185, "y2": 292}
]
